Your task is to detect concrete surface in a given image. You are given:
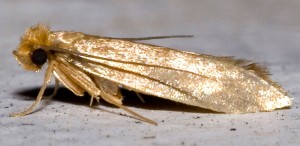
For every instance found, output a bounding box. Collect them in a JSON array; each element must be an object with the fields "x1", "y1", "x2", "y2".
[{"x1": 0, "y1": 0, "x2": 299, "y2": 146}]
